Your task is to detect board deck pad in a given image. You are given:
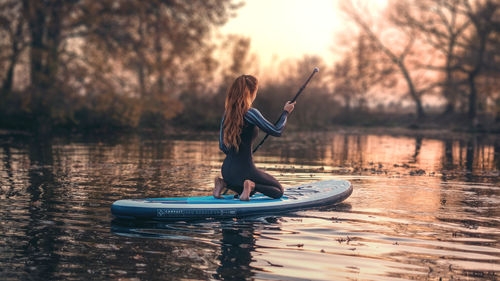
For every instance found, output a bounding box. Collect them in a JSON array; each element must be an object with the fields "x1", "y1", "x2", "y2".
[{"x1": 111, "y1": 179, "x2": 352, "y2": 220}]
